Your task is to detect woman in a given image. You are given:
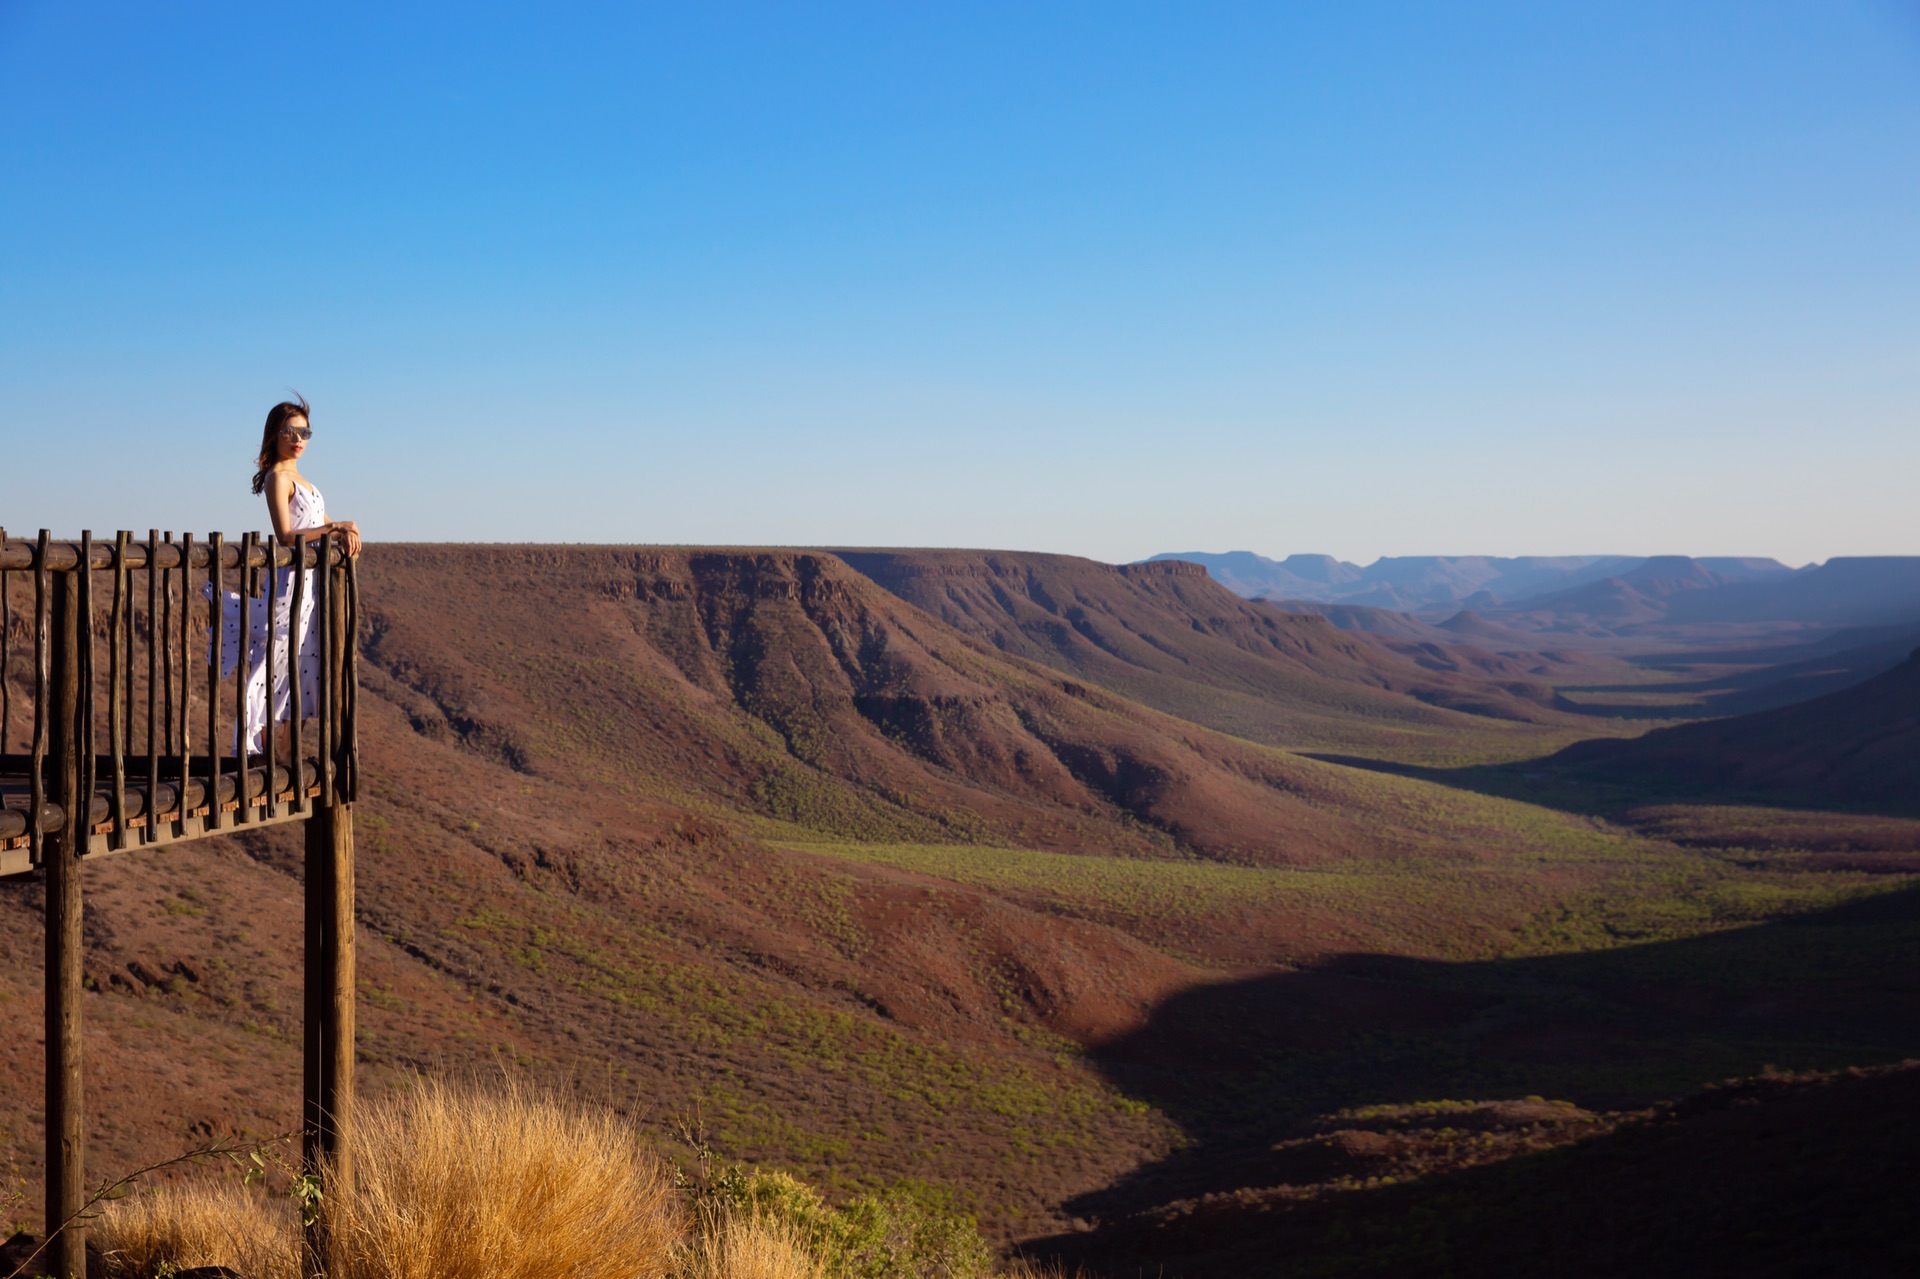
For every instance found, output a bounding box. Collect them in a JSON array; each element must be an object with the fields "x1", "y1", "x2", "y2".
[{"x1": 213, "y1": 396, "x2": 361, "y2": 754}]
